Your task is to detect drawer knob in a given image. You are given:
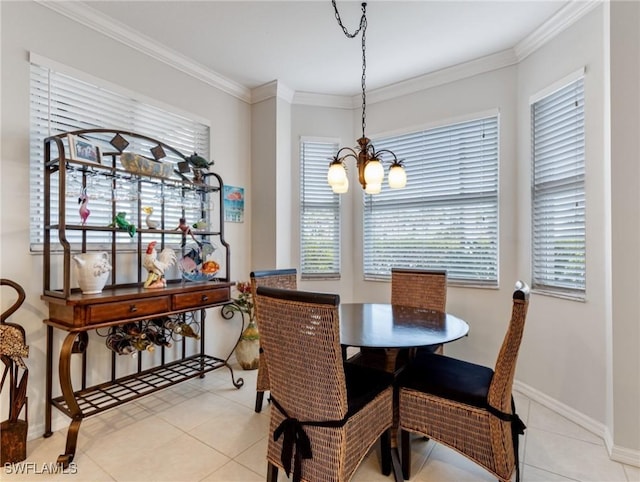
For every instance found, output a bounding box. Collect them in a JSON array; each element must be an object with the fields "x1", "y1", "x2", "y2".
[
  {"x1": 201, "y1": 295, "x2": 209, "y2": 302},
  {"x1": 129, "y1": 305, "x2": 138, "y2": 312}
]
